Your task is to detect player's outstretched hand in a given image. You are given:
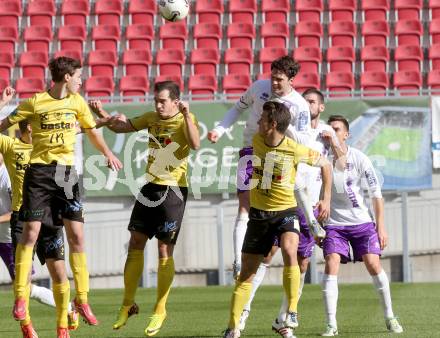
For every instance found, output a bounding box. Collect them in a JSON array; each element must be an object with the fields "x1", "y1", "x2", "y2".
[
  {"x1": 1, "y1": 86, "x2": 15, "y2": 103},
  {"x1": 178, "y1": 101, "x2": 190, "y2": 116},
  {"x1": 88, "y1": 100, "x2": 102, "y2": 114},
  {"x1": 106, "y1": 153, "x2": 123, "y2": 171},
  {"x1": 316, "y1": 199, "x2": 330, "y2": 222},
  {"x1": 377, "y1": 227, "x2": 388, "y2": 250},
  {"x1": 207, "y1": 130, "x2": 219, "y2": 143}
]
